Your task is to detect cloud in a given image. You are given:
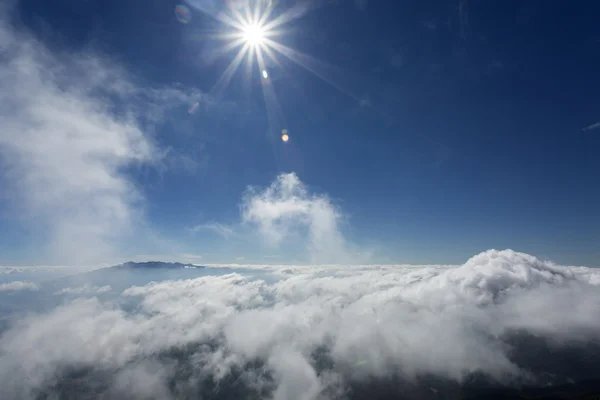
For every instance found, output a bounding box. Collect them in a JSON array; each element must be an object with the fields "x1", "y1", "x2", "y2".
[
  {"x1": 181, "y1": 253, "x2": 204, "y2": 260},
  {"x1": 241, "y1": 173, "x2": 348, "y2": 264},
  {"x1": 0, "y1": 265, "x2": 102, "y2": 275},
  {"x1": 0, "y1": 10, "x2": 195, "y2": 265},
  {"x1": 0, "y1": 281, "x2": 39, "y2": 292},
  {"x1": 1, "y1": 250, "x2": 600, "y2": 399},
  {"x1": 190, "y1": 222, "x2": 236, "y2": 239},
  {"x1": 582, "y1": 122, "x2": 600, "y2": 131},
  {"x1": 54, "y1": 284, "x2": 111, "y2": 296}
]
